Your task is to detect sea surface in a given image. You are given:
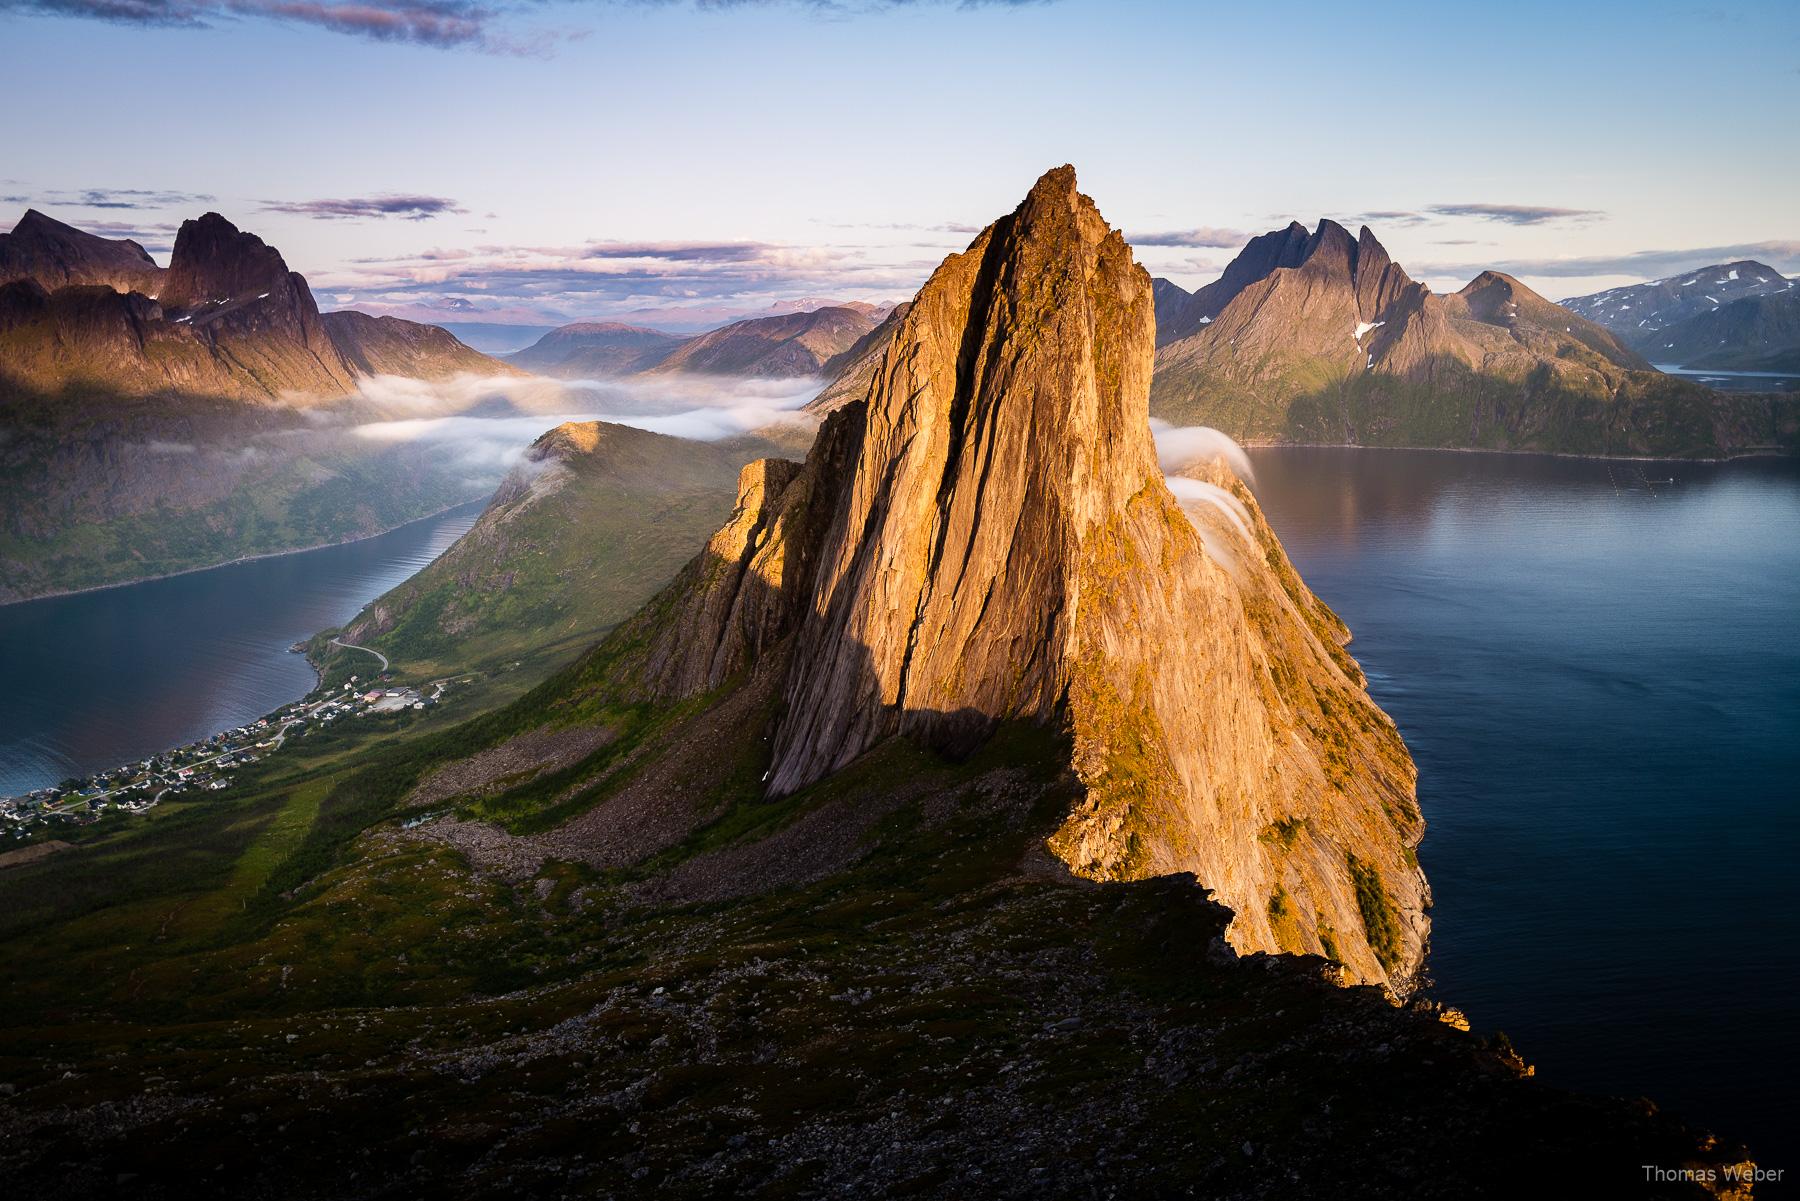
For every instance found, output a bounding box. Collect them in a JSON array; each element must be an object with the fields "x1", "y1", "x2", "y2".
[
  {"x1": 0, "y1": 503, "x2": 482, "y2": 797},
  {"x1": 1244, "y1": 447, "x2": 1800, "y2": 1162}
]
